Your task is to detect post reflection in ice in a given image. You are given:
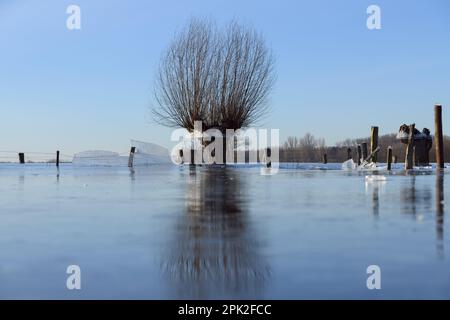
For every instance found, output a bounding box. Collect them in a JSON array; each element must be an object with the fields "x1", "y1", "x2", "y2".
[
  {"x1": 365, "y1": 176, "x2": 386, "y2": 217},
  {"x1": 400, "y1": 174, "x2": 433, "y2": 219},
  {"x1": 161, "y1": 166, "x2": 270, "y2": 299},
  {"x1": 399, "y1": 171, "x2": 443, "y2": 257},
  {"x1": 436, "y1": 172, "x2": 445, "y2": 256}
]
